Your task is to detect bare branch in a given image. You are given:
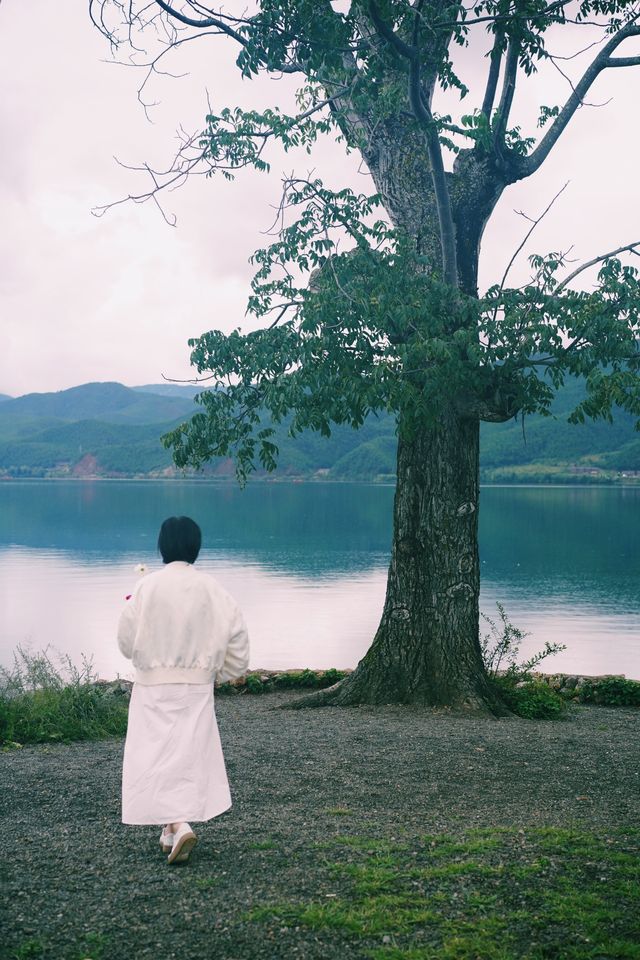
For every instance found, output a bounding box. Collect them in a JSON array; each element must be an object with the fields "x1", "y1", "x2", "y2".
[
  {"x1": 499, "y1": 182, "x2": 570, "y2": 294},
  {"x1": 547, "y1": 52, "x2": 614, "y2": 109},
  {"x1": 555, "y1": 241, "x2": 640, "y2": 294},
  {"x1": 544, "y1": 37, "x2": 606, "y2": 63},
  {"x1": 91, "y1": 85, "x2": 354, "y2": 222},
  {"x1": 105, "y1": 28, "x2": 222, "y2": 120},
  {"x1": 524, "y1": 17, "x2": 640, "y2": 176},
  {"x1": 153, "y1": 0, "x2": 248, "y2": 43},
  {"x1": 435, "y1": 1, "x2": 567, "y2": 31},
  {"x1": 161, "y1": 372, "x2": 218, "y2": 384},
  {"x1": 91, "y1": 124, "x2": 207, "y2": 223}
]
